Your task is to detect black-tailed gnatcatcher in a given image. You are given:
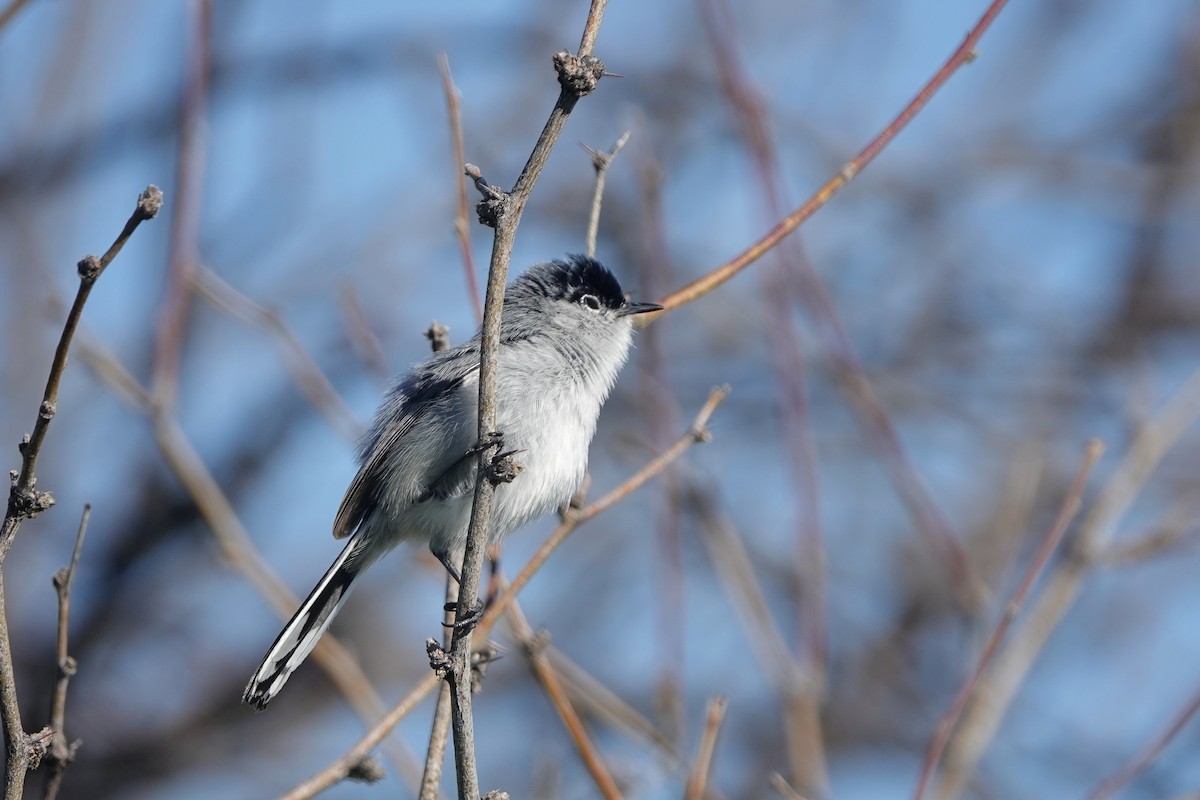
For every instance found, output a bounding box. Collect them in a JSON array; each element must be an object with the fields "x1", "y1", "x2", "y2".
[{"x1": 243, "y1": 255, "x2": 660, "y2": 709}]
